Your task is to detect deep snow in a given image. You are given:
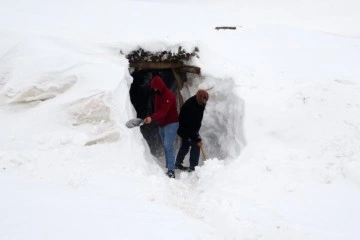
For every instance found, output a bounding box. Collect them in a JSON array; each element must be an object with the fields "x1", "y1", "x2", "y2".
[{"x1": 1, "y1": 0, "x2": 360, "y2": 239}]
